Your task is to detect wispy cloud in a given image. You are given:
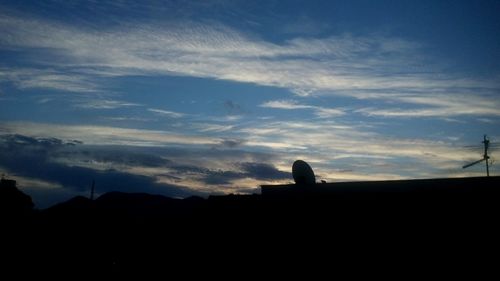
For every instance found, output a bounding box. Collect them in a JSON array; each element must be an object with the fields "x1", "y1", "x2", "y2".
[
  {"x1": 193, "y1": 123, "x2": 235, "y2": 133},
  {"x1": 148, "y1": 108, "x2": 186, "y2": 118},
  {"x1": 104, "y1": 116, "x2": 155, "y2": 122},
  {"x1": 1, "y1": 12, "x2": 498, "y2": 117},
  {"x1": 476, "y1": 118, "x2": 497, "y2": 124},
  {"x1": 0, "y1": 121, "x2": 217, "y2": 146},
  {"x1": 13, "y1": 175, "x2": 63, "y2": 190},
  {"x1": 260, "y1": 100, "x2": 344, "y2": 118},
  {"x1": 356, "y1": 94, "x2": 500, "y2": 117},
  {"x1": 260, "y1": 100, "x2": 312, "y2": 110},
  {"x1": 77, "y1": 99, "x2": 142, "y2": 109},
  {"x1": 0, "y1": 67, "x2": 100, "y2": 93}
]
